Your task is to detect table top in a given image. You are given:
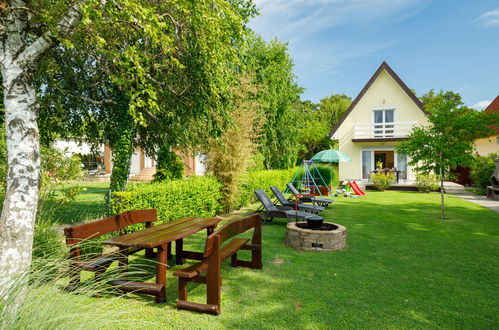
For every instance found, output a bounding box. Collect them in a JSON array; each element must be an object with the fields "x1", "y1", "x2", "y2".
[{"x1": 103, "y1": 216, "x2": 220, "y2": 249}]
